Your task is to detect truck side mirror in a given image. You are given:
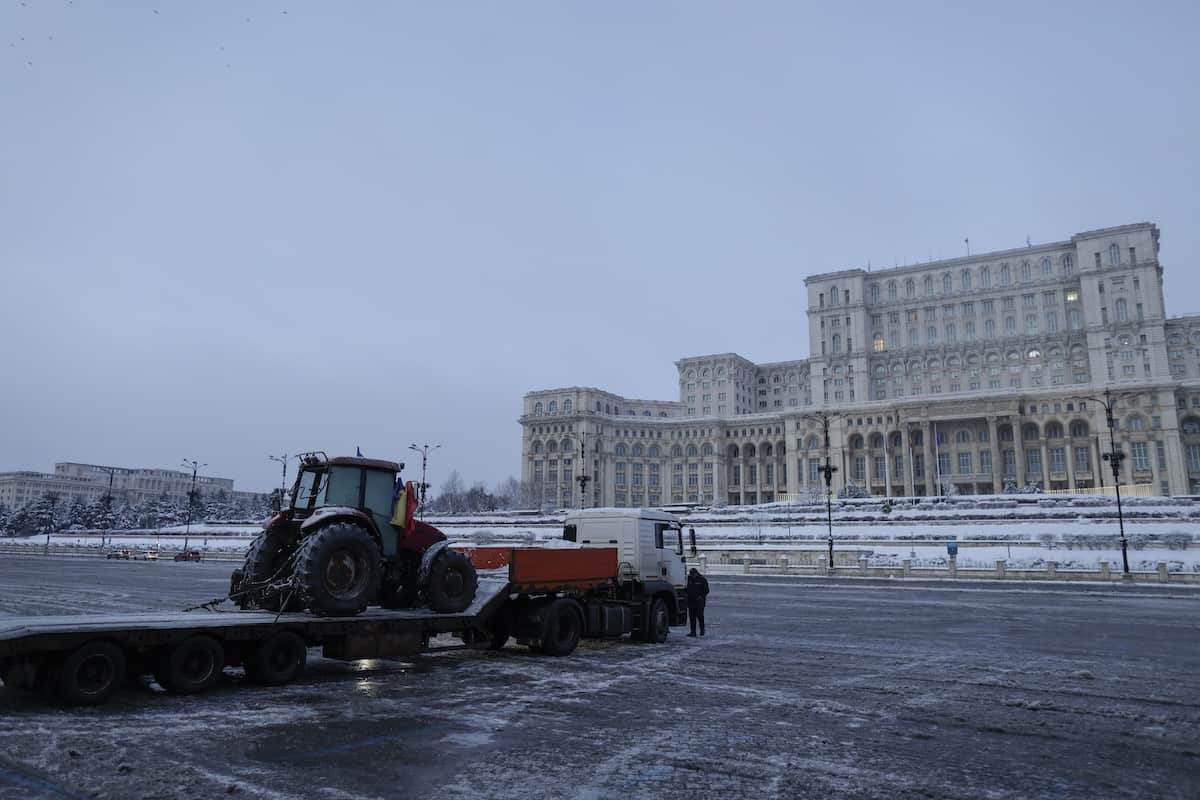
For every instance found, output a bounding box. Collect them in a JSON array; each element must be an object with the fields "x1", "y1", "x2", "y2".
[{"x1": 689, "y1": 527, "x2": 698, "y2": 557}]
